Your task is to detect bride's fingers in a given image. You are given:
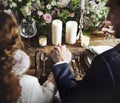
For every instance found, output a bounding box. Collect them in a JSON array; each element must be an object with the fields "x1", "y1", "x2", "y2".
[{"x1": 47, "y1": 72, "x2": 54, "y2": 78}]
